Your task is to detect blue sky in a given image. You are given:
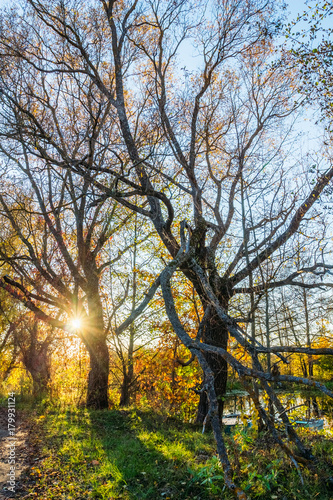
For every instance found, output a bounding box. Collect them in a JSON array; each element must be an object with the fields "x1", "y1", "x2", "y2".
[{"x1": 0, "y1": 0, "x2": 316, "y2": 17}]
